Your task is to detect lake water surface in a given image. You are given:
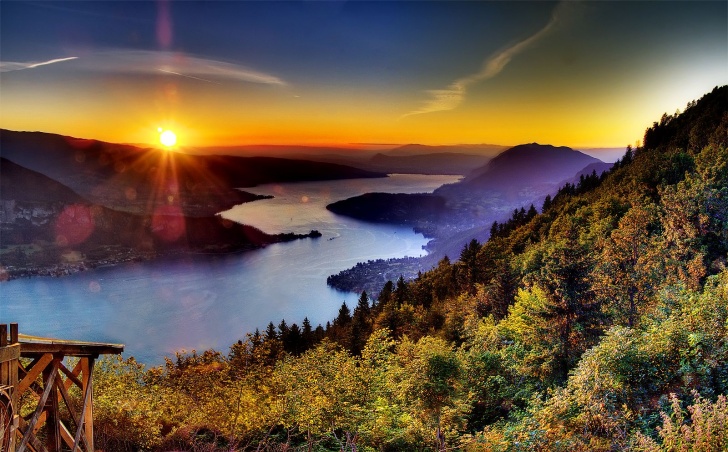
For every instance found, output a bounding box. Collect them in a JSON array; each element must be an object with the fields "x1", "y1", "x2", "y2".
[{"x1": 0, "y1": 174, "x2": 460, "y2": 363}]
